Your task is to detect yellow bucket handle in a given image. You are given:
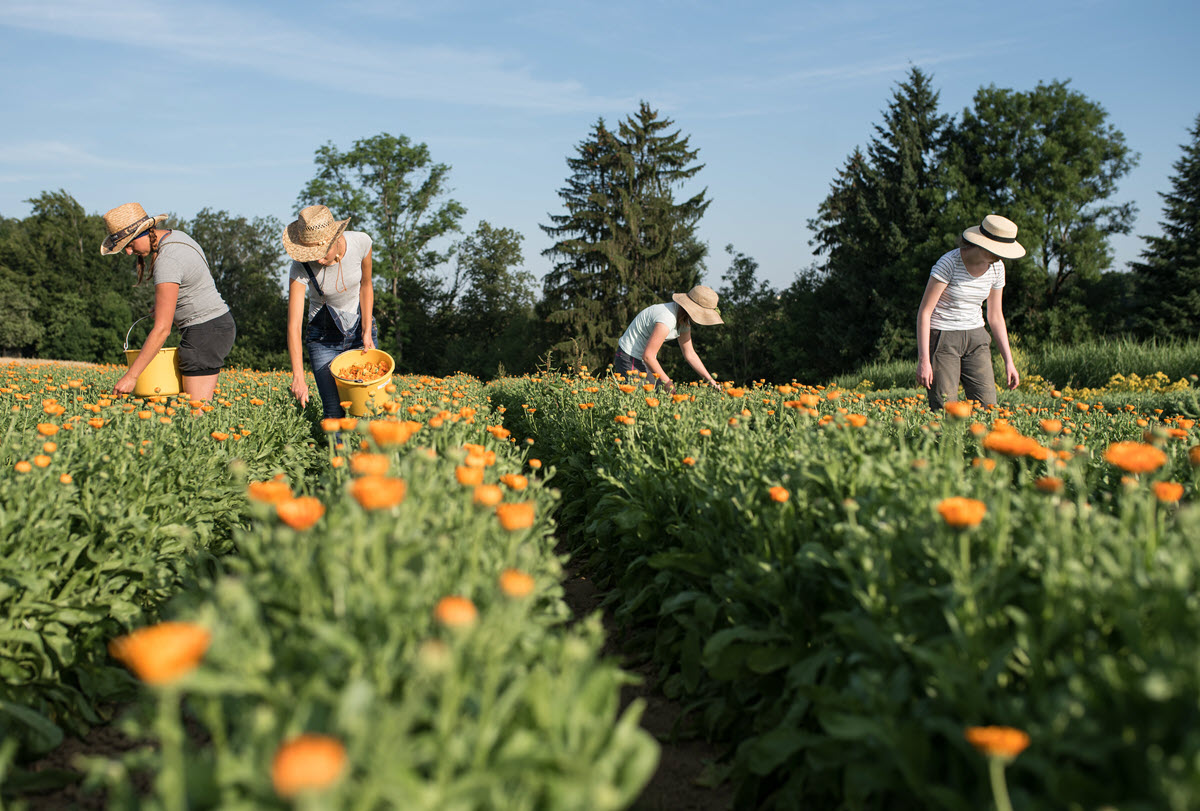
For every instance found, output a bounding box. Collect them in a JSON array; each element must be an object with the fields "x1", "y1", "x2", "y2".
[{"x1": 124, "y1": 316, "x2": 153, "y2": 351}]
